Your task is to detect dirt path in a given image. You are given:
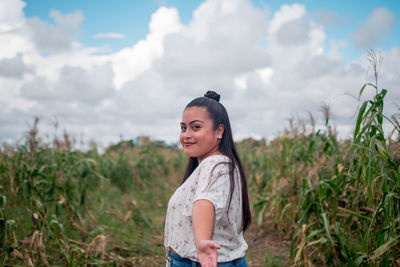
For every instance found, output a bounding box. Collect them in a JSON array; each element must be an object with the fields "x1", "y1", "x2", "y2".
[{"x1": 244, "y1": 223, "x2": 291, "y2": 267}]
